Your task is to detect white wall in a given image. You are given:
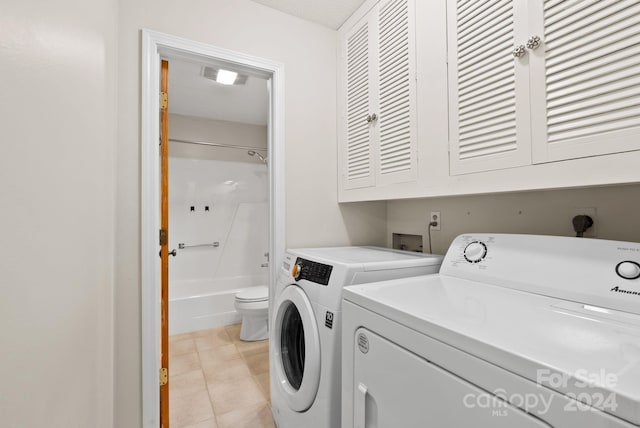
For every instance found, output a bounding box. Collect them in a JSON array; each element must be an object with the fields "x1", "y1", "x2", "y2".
[
  {"x1": 387, "y1": 184, "x2": 640, "y2": 255},
  {"x1": 0, "y1": 0, "x2": 117, "y2": 427},
  {"x1": 169, "y1": 113, "x2": 268, "y2": 163},
  {"x1": 116, "y1": 1, "x2": 387, "y2": 425},
  {"x1": 169, "y1": 157, "x2": 269, "y2": 285}
]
